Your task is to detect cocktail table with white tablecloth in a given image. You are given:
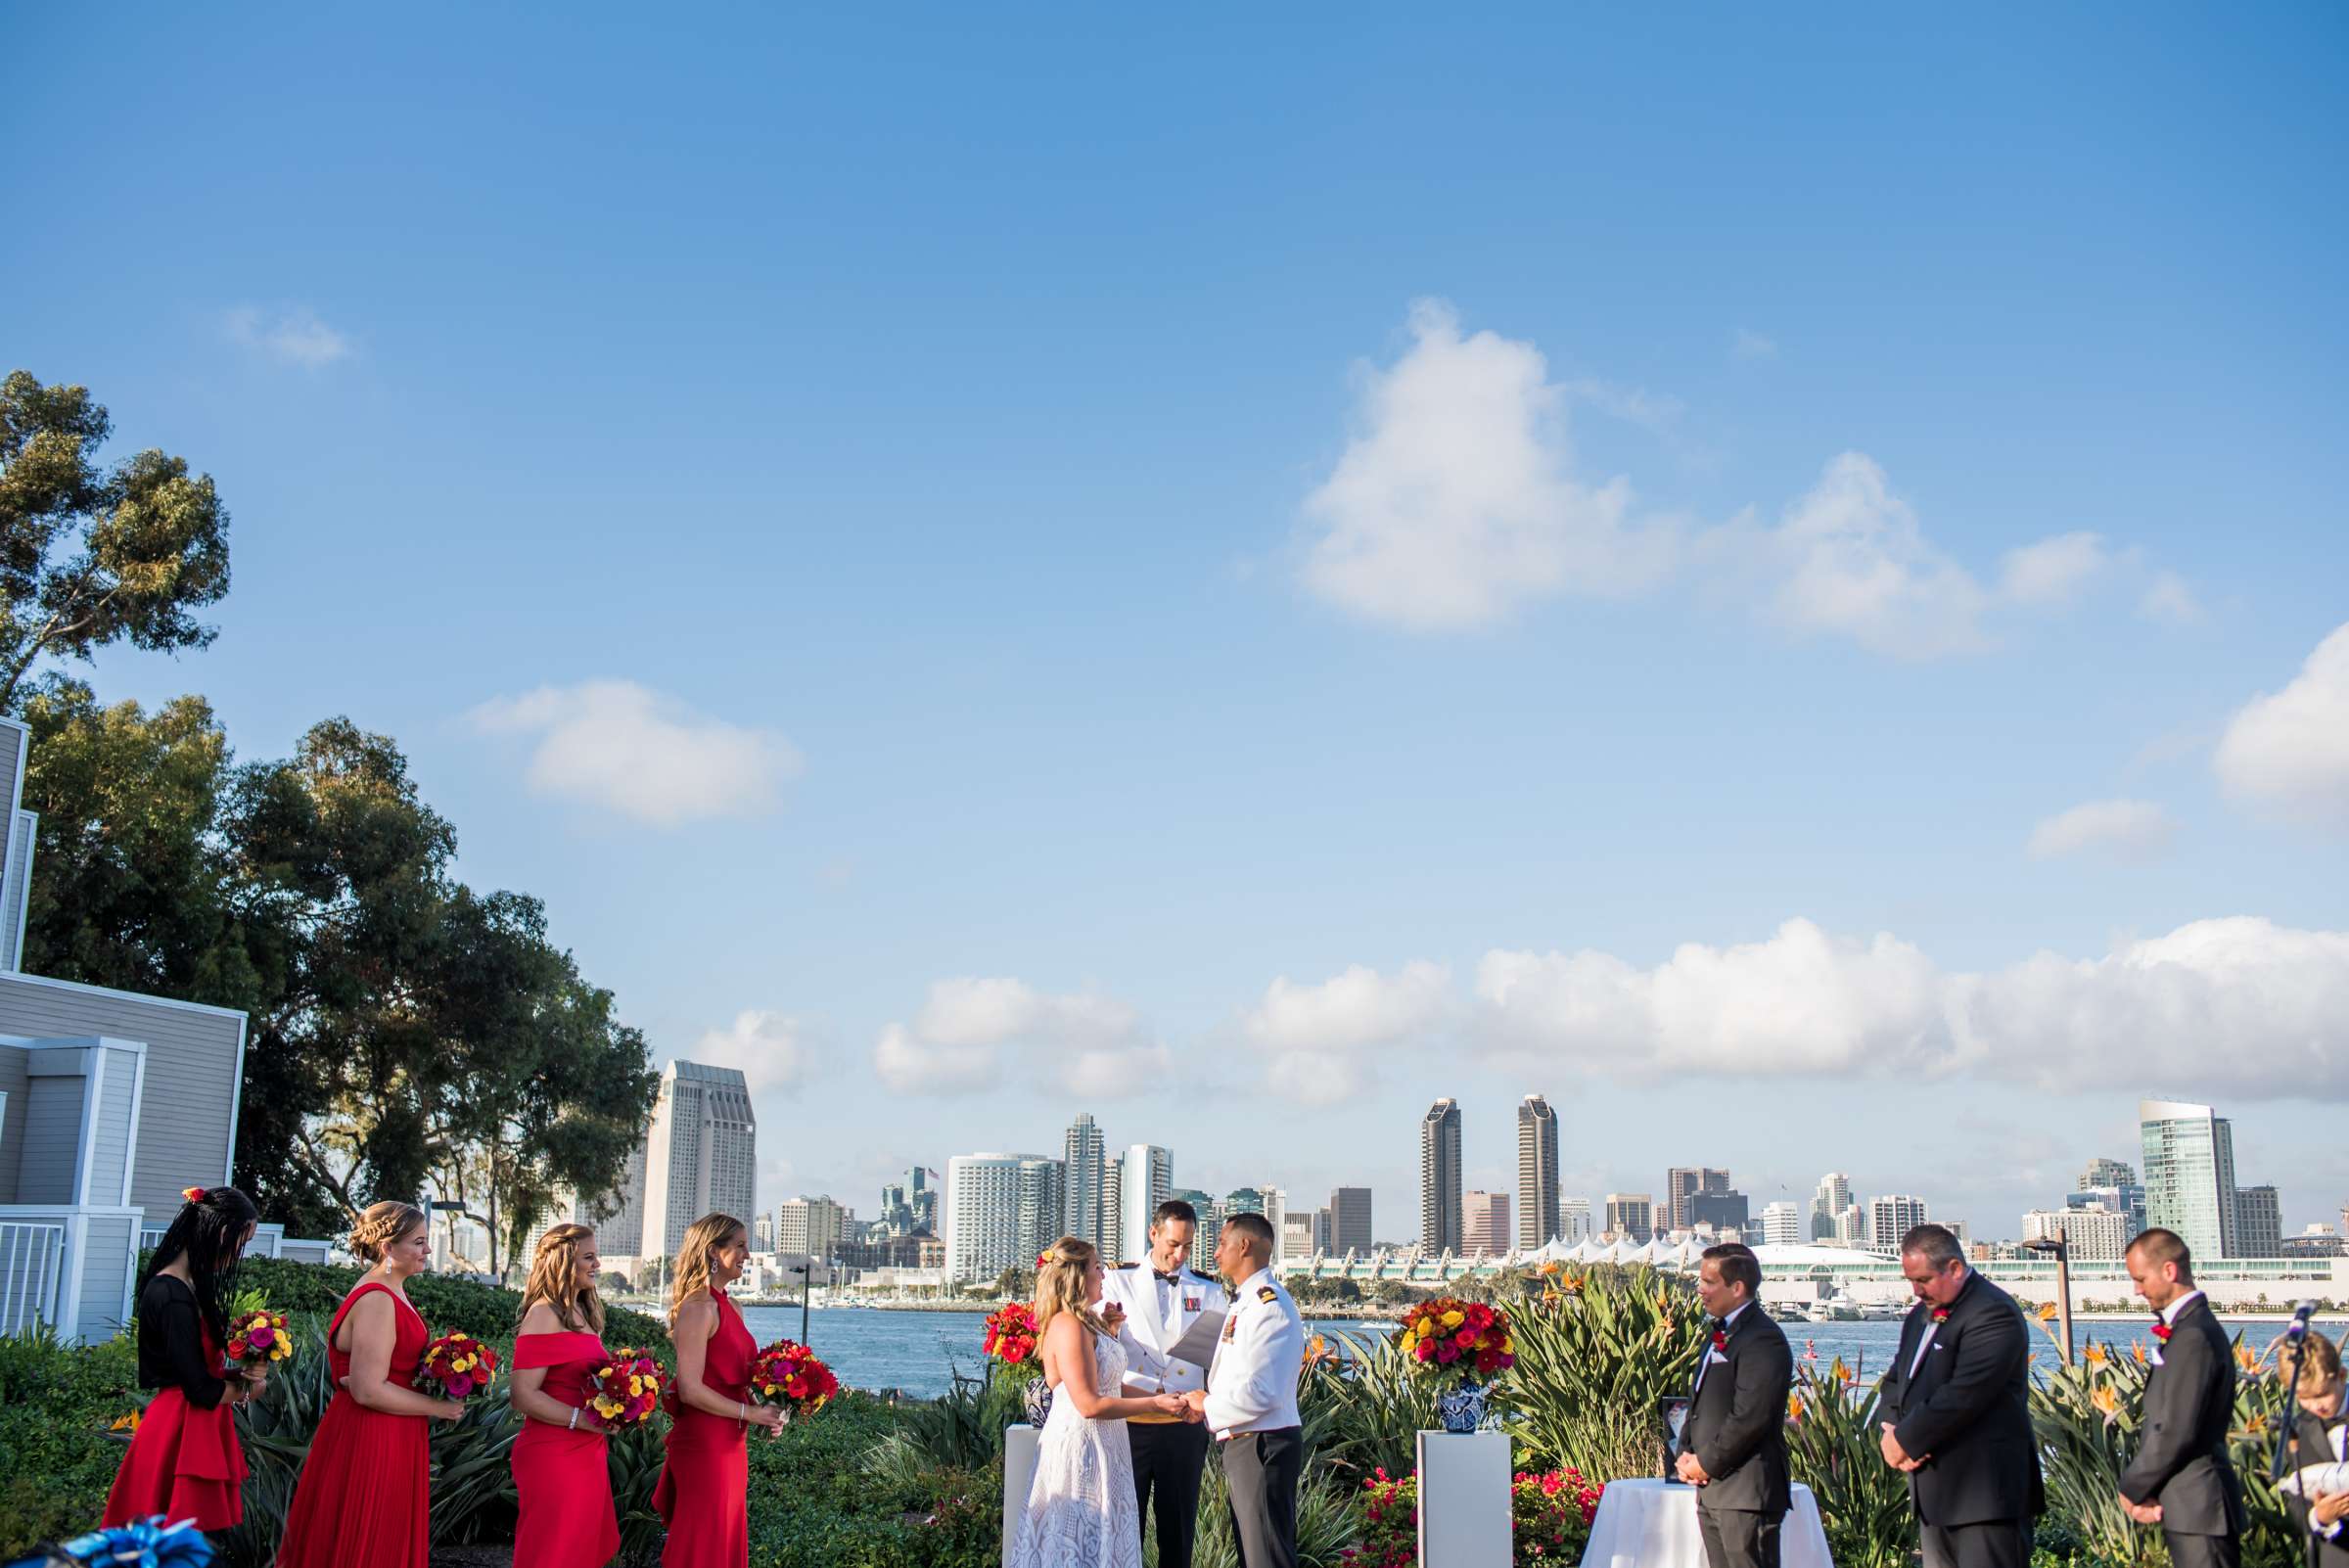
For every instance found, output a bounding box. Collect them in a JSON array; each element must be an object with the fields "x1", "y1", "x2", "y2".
[{"x1": 1581, "y1": 1479, "x2": 1834, "y2": 1568}]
